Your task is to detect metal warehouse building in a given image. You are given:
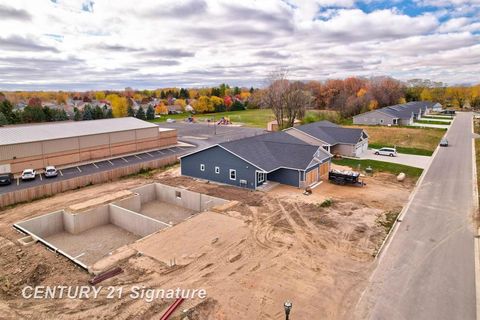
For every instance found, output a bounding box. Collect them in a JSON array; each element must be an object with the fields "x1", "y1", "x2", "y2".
[{"x1": 0, "y1": 117, "x2": 177, "y2": 173}]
